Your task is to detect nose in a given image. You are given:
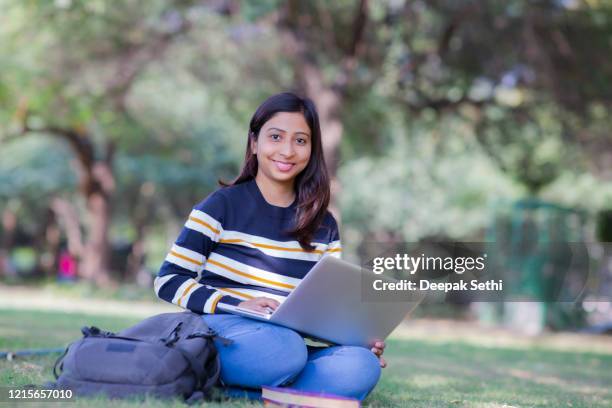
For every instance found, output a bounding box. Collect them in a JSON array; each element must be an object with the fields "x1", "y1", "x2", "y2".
[{"x1": 279, "y1": 139, "x2": 295, "y2": 158}]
